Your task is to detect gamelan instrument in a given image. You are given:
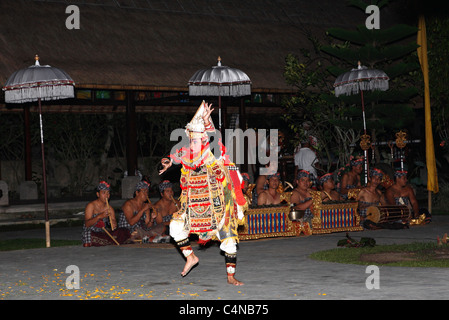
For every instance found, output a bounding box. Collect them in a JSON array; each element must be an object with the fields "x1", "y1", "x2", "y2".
[
  {"x1": 100, "y1": 199, "x2": 120, "y2": 246},
  {"x1": 146, "y1": 196, "x2": 154, "y2": 213},
  {"x1": 102, "y1": 226, "x2": 120, "y2": 246},
  {"x1": 170, "y1": 194, "x2": 180, "y2": 210},
  {"x1": 288, "y1": 207, "x2": 305, "y2": 221},
  {"x1": 239, "y1": 206, "x2": 299, "y2": 240},
  {"x1": 146, "y1": 196, "x2": 155, "y2": 221},
  {"x1": 309, "y1": 190, "x2": 363, "y2": 234},
  {"x1": 105, "y1": 197, "x2": 115, "y2": 231},
  {"x1": 365, "y1": 205, "x2": 410, "y2": 224}
]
